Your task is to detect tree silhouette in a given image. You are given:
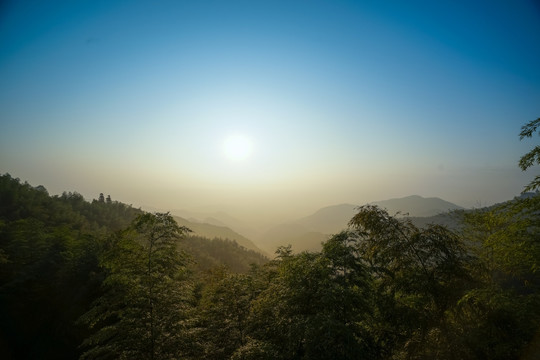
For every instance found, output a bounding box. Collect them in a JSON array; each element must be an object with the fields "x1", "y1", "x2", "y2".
[
  {"x1": 79, "y1": 212, "x2": 192, "y2": 360},
  {"x1": 519, "y1": 117, "x2": 540, "y2": 192}
]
